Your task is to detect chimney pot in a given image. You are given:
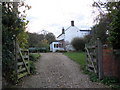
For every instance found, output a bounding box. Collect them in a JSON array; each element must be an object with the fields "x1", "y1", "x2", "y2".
[
  {"x1": 71, "y1": 21, "x2": 74, "y2": 26},
  {"x1": 62, "y1": 27, "x2": 65, "y2": 34}
]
